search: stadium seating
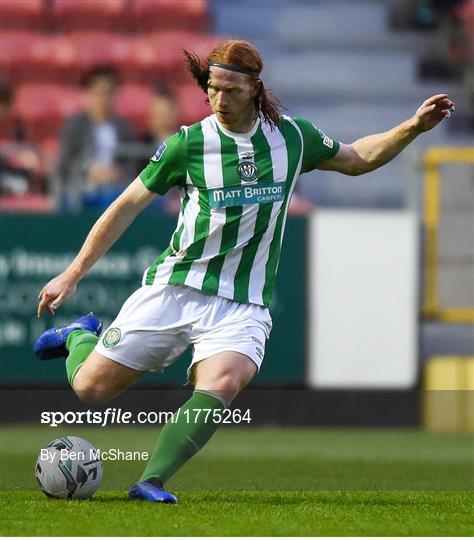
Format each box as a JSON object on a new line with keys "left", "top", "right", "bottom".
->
{"left": 14, "top": 84, "right": 83, "bottom": 142}
{"left": 0, "top": 0, "right": 219, "bottom": 201}
{"left": 147, "top": 31, "right": 220, "bottom": 80}
{"left": 173, "top": 83, "right": 211, "bottom": 126}
{"left": 115, "top": 83, "right": 154, "bottom": 135}
{"left": 130, "top": 0, "right": 210, "bottom": 32}
{"left": 51, "top": 0, "right": 129, "bottom": 32}
{"left": 1, "top": 30, "right": 221, "bottom": 86}
{"left": 153, "top": 30, "right": 221, "bottom": 66}
{"left": 1, "top": 32, "right": 42, "bottom": 83}
{"left": 67, "top": 32, "right": 132, "bottom": 79}
{"left": 0, "top": 0, "right": 47, "bottom": 31}
{"left": 117, "top": 31, "right": 222, "bottom": 85}
{"left": 1, "top": 32, "right": 77, "bottom": 84}
{"left": 113, "top": 36, "right": 160, "bottom": 84}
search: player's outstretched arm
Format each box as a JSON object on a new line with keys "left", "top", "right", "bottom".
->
{"left": 317, "top": 94, "right": 455, "bottom": 176}
{"left": 37, "top": 178, "right": 157, "bottom": 317}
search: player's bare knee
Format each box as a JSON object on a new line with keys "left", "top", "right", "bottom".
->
{"left": 72, "top": 376, "right": 110, "bottom": 407}
{"left": 74, "top": 386, "right": 110, "bottom": 407}
{"left": 207, "top": 371, "right": 242, "bottom": 394}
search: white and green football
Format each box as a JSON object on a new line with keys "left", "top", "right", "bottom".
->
{"left": 35, "top": 436, "right": 103, "bottom": 499}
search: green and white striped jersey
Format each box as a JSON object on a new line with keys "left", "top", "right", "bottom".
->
{"left": 140, "top": 114, "right": 339, "bottom": 307}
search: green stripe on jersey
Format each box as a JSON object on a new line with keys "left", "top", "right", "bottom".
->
{"left": 145, "top": 245, "right": 173, "bottom": 285}
{"left": 262, "top": 118, "right": 302, "bottom": 306}
{"left": 169, "top": 122, "right": 209, "bottom": 285}
{"left": 233, "top": 125, "right": 274, "bottom": 304}
{"left": 141, "top": 114, "right": 320, "bottom": 307}
{"left": 202, "top": 129, "right": 243, "bottom": 295}
{"left": 145, "top": 189, "right": 191, "bottom": 285}
{"left": 171, "top": 191, "right": 190, "bottom": 253}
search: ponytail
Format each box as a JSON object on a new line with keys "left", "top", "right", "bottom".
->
{"left": 255, "top": 84, "right": 282, "bottom": 128}
{"left": 183, "top": 50, "right": 208, "bottom": 93}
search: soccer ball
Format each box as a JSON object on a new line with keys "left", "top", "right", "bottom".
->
{"left": 35, "top": 436, "right": 103, "bottom": 499}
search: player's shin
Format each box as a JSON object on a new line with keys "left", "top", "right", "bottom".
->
{"left": 139, "top": 390, "right": 226, "bottom": 484}
{"left": 65, "top": 330, "right": 99, "bottom": 385}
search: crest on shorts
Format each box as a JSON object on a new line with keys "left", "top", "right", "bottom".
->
{"left": 102, "top": 327, "right": 121, "bottom": 348}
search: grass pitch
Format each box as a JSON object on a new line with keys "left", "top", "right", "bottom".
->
{"left": 1, "top": 426, "right": 473, "bottom": 536}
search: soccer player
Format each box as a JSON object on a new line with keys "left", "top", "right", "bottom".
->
{"left": 35, "top": 40, "right": 455, "bottom": 503}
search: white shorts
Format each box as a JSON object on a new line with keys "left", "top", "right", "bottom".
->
{"left": 95, "top": 283, "right": 273, "bottom": 379}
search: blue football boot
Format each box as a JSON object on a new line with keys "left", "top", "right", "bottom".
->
{"left": 34, "top": 312, "right": 103, "bottom": 360}
{"left": 128, "top": 477, "right": 178, "bottom": 504}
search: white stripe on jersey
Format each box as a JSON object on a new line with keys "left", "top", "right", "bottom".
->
{"left": 247, "top": 121, "right": 289, "bottom": 305}
{"left": 216, "top": 133, "right": 261, "bottom": 299}
{"left": 271, "top": 115, "right": 304, "bottom": 274}
{"left": 184, "top": 116, "right": 225, "bottom": 290}
{"left": 150, "top": 177, "right": 199, "bottom": 284}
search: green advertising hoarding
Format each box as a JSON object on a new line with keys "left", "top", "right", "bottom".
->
{"left": 0, "top": 214, "right": 306, "bottom": 386}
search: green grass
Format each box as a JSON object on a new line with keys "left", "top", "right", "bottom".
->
{"left": 1, "top": 426, "right": 473, "bottom": 536}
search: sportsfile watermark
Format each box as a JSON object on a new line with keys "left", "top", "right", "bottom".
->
{"left": 41, "top": 407, "right": 252, "bottom": 427}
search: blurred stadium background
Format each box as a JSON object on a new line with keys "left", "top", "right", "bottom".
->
{"left": 1, "top": 0, "right": 473, "bottom": 440}
{"left": 1, "top": 0, "right": 473, "bottom": 430}
{"left": 1, "top": 1, "right": 473, "bottom": 535}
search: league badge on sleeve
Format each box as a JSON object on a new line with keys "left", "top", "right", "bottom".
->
{"left": 151, "top": 142, "right": 167, "bottom": 162}
{"left": 314, "top": 125, "right": 333, "bottom": 149}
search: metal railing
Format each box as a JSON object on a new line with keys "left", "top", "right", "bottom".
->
{"left": 423, "top": 147, "right": 474, "bottom": 323}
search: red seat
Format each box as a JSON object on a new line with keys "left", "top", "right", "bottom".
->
{"left": 1, "top": 32, "right": 77, "bottom": 84}
{"left": 0, "top": 0, "right": 47, "bottom": 31}
{"left": 131, "top": 0, "right": 210, "bottom": 32}
{"left": 1, "top": 32, "right": 39, "bottom": 83}
{"left": 118, "top": 36, "right": 169, "bottom": 84}
{"left": 129, "top": 32, "right": 222, "bottom": 85}
{"left": 68, "top": 32, "right": 132, "bottom": 77}
{"left": 14, "top": 84, "right": 83, "bottom": 141}
{"left": 51, "top": 0, "right": 128, "bottom": 32}
{"left": 115, "top": 84, "right": 154, "bottom": 135}
{"left": 44, "top": 35, "right": 78, "bottom": 83}
{"left": 173, "top": 83, "right": 211, "bottom": 126}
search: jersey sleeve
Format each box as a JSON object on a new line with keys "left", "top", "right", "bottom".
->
{"left": 139, "top": 128, "right": 187, "bottom": 195}
{"left": 293, "top": 117, "right": 340, "bottom": 173}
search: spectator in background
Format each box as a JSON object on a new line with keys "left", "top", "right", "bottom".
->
{"left": 137, "top": 89, "right": 181, "bottom": 214}
{"left": 0, "top": 80, "right": 43, "bottom": 198}
{"left": 58, "top": 66, "right": 135, "bottom": 210}
{"left": 139, "top": 90, "right": 179, "bottom": 168}
{"left": 0, "top": 80, "right": 24, "bottom": 142}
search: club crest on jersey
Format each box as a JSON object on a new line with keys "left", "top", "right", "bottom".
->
{"left": 102, "top": 327, "right": 121, "bottom": 348}
{"left": 151, "top": 142, "right": 167, "bottom": 162}
{"left": 237, "top": 160, "right": 259, "bottom": 183}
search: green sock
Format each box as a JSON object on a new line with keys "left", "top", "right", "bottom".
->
{"left": 65, "top": 330, "right": 98, "bottom": 385}
{"left": 140, "top": 390, "right": 226, "bottom": 484}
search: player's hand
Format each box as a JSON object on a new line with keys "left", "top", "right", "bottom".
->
{"left": 37, "top": 272, "right": 78, "bottom": 317}
{"left": 413, "top": 94, "right": 455, "bottom": 133}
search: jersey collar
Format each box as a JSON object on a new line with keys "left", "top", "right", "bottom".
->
{"left": 213, "top": 115, "right": 261, "bottom": 140}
